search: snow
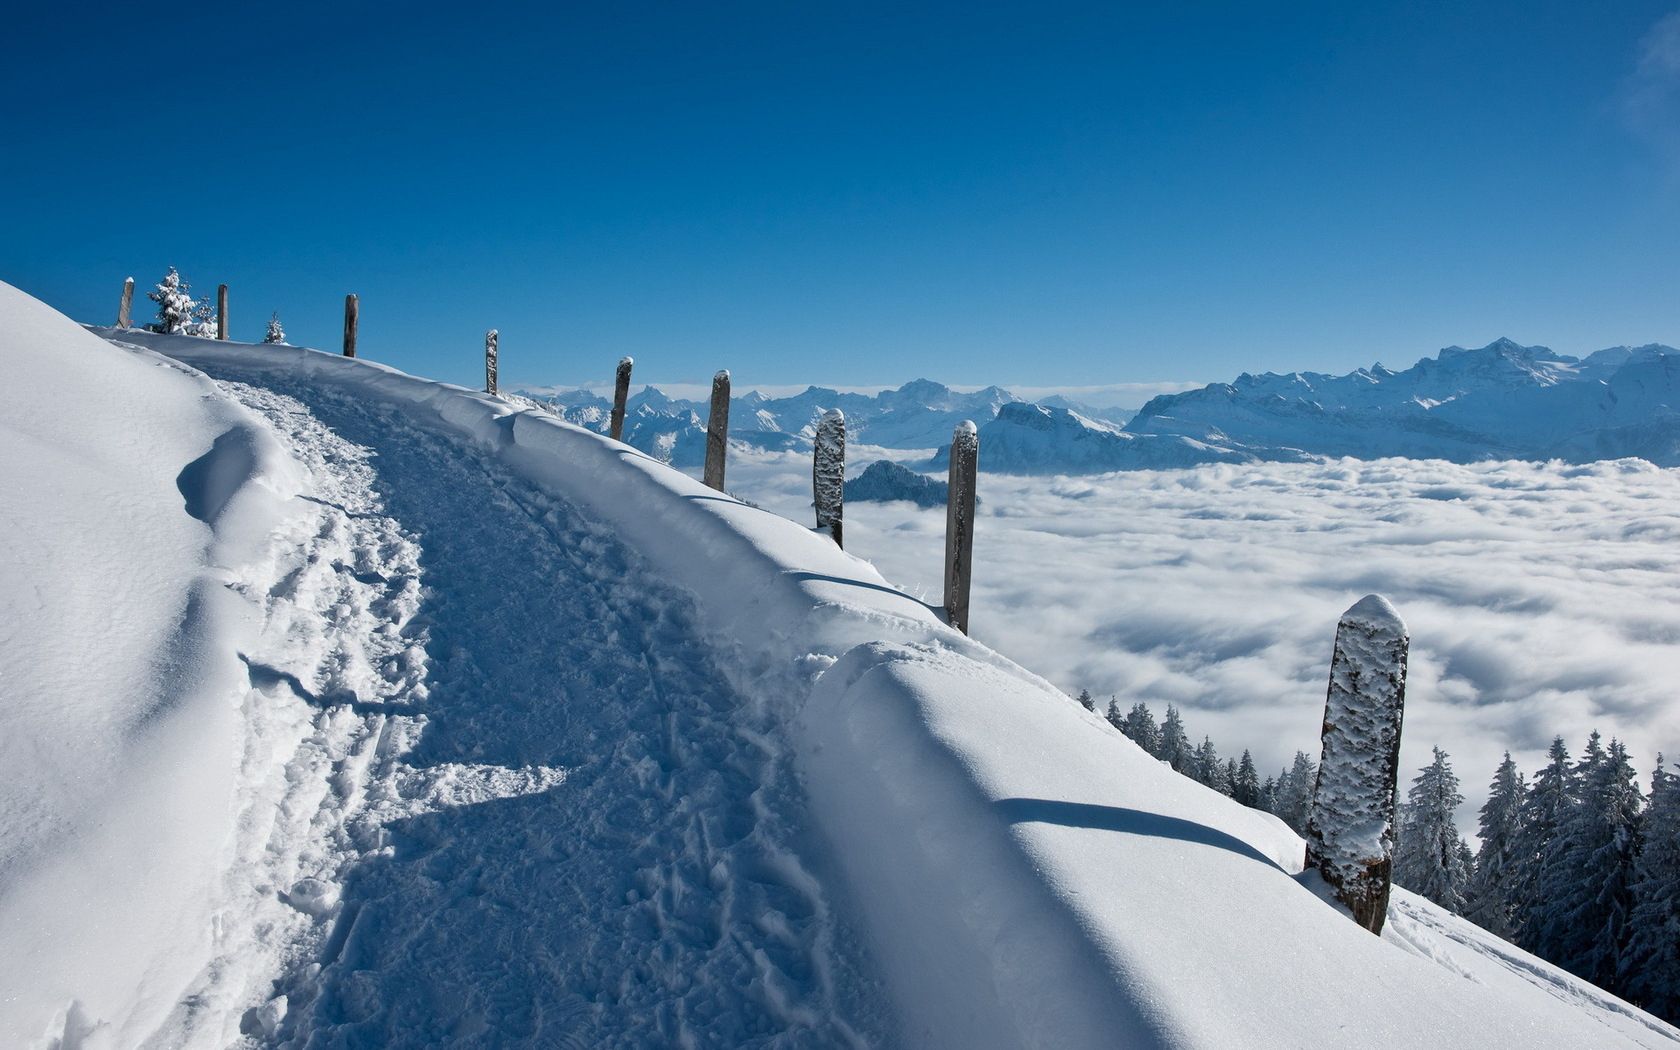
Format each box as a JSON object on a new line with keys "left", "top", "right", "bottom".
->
{"left": 3, "top": 284, "right": 1675, "bottom": 1048}
{"left": 0, "top": 284, "right": 300, "bottom": 1046}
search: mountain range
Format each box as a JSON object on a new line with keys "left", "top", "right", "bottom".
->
{"left": 522, "top": 339, "right": 1680, "bottom": 473}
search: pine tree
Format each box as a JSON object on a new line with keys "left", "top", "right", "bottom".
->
{"left": 1075, "top": 688, "right": 1095, "bottom": 712}
{"left": 1158, "top": 705, "right": 1192, "bottom": 774}
{"left": 190, "top": 295, "right": 215, "bottom": 335}
{"left": 1259, "top": 775, "right": 1278, "bottom": 814}
{"left": 264, "top": 311, "right": 287, "bottom": 344}
{"left": 1272, "top": 751, "right": 1317, "bottom": 835}
{"left": 1547, "top": 737, "right": 1644, "bottom": 989}
{"left": 1528, "top": 732, "right": 1647, "bottom": 990}
{"left": 1514, "top": 737, "right": 1576, "bottom": 955}
{"left": 1105, "top": 698, "right": 1124, "bottom": 732}
{"left": 147, "top": 267, "right": 198, "bottom": 334}
{"left": 1118, "top": 702, "right": 1162, "bottom": 757}
{"left": 1233, "top": 750, "right": 1261, "bottom": 807}
{"left": 1195, "top": 737, "right": 1231, "bottom": 795}
{"left": 1393, "top": 747, "right": 1472, "bottom": 914}
{"left": 1464, "top": 752, "right": 1526, "bottom": 939}
{"left": 1624, "top": 756, "right": 1680, "bottom": 1021}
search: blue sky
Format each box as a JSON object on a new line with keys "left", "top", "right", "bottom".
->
{"left": 7, "top": 2, "right": 1680, "bottom": 392}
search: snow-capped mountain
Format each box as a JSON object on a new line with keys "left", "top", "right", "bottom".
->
{"left": 523, "top": 338, "right": 1680, "bottom": 476}
{"left": 938, "top": 402, "right": 1306, "bottom": 474}
{"left": 1127, "top": 339, "right": 1680, "bottom": 466}
{"left": 518, "top": 379, "right": 1026, "bottom": 463}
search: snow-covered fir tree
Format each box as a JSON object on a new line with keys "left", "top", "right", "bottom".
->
{"left": 1624, "top": 756, "right": 1680, "bottom": 1019}
{"left": 147, "top": 267, "right": 198, "bottom": 334}
{"left": 1463, "top": 752, "right": 1526, "bottom": 938}
{"left": 1537, "top": 735, "right": 1643, "bottom": 989}
{"left": 1075, "top": 688, "right": 1095, "bottom": 712}
{"left": 264, "top": 311, "right": 287, "bottom": 344}
{"left": 1105, "top": 698, "right": 1124, "bottom": 733}
{"left": 1158, "top": 705, "right": 1192, "bottom": 774}
{"left": 1118, "top": 702, "right": 1162, "bottom": 757}
{"left": 1194, "top": 737, "right": 1231, "bottom": 795}
{"left": 1271, "top": 751, "right": 1317, "bottom": 835}
{"left": 1394, "top": 747, "right": 1472, "bottom": 914}
{"left": 1514, "top": 736, "right": 1576, "bottom": 954}
{"left": 1233, "top": 750, "right": 1261, "bottom": 807}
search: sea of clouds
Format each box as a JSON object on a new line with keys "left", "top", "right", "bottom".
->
{"left": 712, "top": 449, "right": 1680, "bottom": 834}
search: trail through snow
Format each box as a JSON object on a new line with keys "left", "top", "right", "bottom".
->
{"left": 197, "top": 372, "right": 888, "bottom": 1047}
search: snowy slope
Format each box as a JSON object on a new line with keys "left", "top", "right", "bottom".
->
{"left": 0, "top": 285, "right": 303, "bottom": 1046}
{"left": 5, "top": 285, "right": 1673, "bottom": 1048}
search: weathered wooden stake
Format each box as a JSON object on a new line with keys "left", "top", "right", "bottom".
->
{"left": 343, "top": 294, "right": 359, "bottom": 358}
{"left": 814, "top": 409, "right": 845, "bottom": 547}
{"left": 217, "top": 284, "right": 229, "bottom": 340}
{"left": 943, "top": 420, "right": 979, "bottom": 633}
{"left": 703, "top": 370, "right": 731, "bottom": 491}
{"left": 484, "top": 329, "right": 499, "bottom": 395}
{"left": 1305, "top": 594, "right": 1410, "bottom": 935}
{"left": 117, "top": 277, "right": 134, "bottom": 329}
{"left": 610, "top": 356, "right": 633, "bottom": 442}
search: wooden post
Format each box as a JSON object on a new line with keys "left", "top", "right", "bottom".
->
{"left": 485, "top": 329, "right": 499, "bottom": 395}
{"left": 943, "top": 420, "right": 979, "bottom": 633}
{"left": 217, "top": 284, "right": 229, "bottom": 340}
{"left": 814, "top": 409, "right": 845, "bottom": 547}
{"left": 610, "top": 356, "right": 633, "bottom": 441}
{"left": 117, "top": 277, "right": 134, "bottom": 329}
{"left": 1305, "top": 594, "right": 1409, "bottom": 935}
{"left": 703, "top": 369, "right": 730, "bottom": 491}
{"left": 343, "top": 294, "right": 359, "bottom": 358}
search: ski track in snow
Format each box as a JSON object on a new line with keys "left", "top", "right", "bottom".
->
{"left": 186, "top": 372, "right": 886, "bottom": 1049}
{"left": 1385, "top": 896, "right": 1680, "bottom": 1049}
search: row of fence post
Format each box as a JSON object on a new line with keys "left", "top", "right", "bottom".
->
{"left": 122, "top": 279, "right": 355, "bottom": 354}
{"left": 113, "top": 275, "right": 1407, "bottom": 934}
{"left": 457, "top": 321, "right": 1407, "bottom": 938}
{"left": 118, "top": 278, "right": 982, "bottom": 630}
{"left": 472, "top": 337, "right": 979, "bottom": 635}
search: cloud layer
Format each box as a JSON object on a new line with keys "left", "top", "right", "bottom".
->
{"left": 721, "top": 450, "right": 1680, "bottom": 835}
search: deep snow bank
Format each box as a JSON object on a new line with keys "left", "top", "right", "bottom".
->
{"left": 0, "top": 287, "right": 299, "bottom": 1047}
{"left": 105, "top": 325, "right": 1680, "bottom": 1049}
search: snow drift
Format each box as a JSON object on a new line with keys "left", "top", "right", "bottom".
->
{"left": 0, "top": 284, "right": 301, "bottom": 1046}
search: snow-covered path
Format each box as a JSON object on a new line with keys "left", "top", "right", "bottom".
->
{"left": 11, "top": 290, "right": 1675, "bottom": 1050}
{"left": 203, "top": 372, "right": 888, "bottom": 1047}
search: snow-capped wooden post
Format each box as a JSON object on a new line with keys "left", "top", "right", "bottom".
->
{"left": 703, "top": 369, "right": 730, "bottom": 491}
{"left": 117, "top": 277, "right": 134, "bottom": 329}
{"left": 943, "top": 420, "right": 979, "bottom": 634}
{"left": 1305, "top": 594, "right": 1409, "bottom": 935}
{"left": 814, "top": 409, "right": 845, "bottom": 547}
{"left": 216, "top": 284, "right": 229, "bottom": 340}
{"left": 484, "top": 329, "right": 499, "bottom": 395}
{"left": 610, "top": 356, "right": 633, "bottom": 441}
{"left": 342, "top": 294, "right": 359, "bottom": 358}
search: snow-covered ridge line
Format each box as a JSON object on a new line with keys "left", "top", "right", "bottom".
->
{"left": 103, "top": 328, "right": 1680, "bottom": 1049}
{"left": 98, "top": 329, "right": 1020, "bottom": 681}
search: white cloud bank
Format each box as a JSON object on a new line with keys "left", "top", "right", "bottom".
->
{"left": 717, "top": 450, "right": 1680, "bottom": 835}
